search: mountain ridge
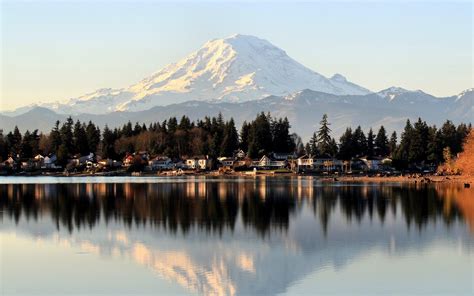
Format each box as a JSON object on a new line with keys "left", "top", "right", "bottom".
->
{"left": 6, "top": 34, "right": 371, "bottom": 115}
{"left": 2, "top": 89, "right": 472, "bottom": 141}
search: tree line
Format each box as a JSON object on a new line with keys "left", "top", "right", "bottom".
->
{"left": 0, "top": 113, "right": 470, "bottom": 169}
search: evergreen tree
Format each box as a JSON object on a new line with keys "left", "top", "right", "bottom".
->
{"left": 20, "top": 130, "right": 33, "bottom": 158}
{"left": 59, "top": 117, "right": 74, "bottom": 156}
{"left": 317, "top": 114, "right": 333, "bottom": 157}
{"left": 101, "top": 125, "right": 116, "bottom": 159}
{"left": 426, "top": 127, "right": 442, "bottom": 163}
{"left": 393, "top": 120, "right": 413, "bottom": 168}
{"left": 389, "top": 131, "right": 398, "bottom": 156}
{"left": 409, "top": 118, "right": 429, "bottom": 163}
{"left": 73, "top": 120, "right": 88, "bottom": 155}
{"left": 239, "top": 121, "right": 251, "bottom": 153}
{"left": 338, "top": 128, "right": 353, "bottom": 160}
{"left": 0, "top": 130, "right": 8, "bottom": 161}
{"left": 247, "top": 112, "right": 272, "bottom": 157}
{"left": 86, "top": 121, "right": 101, "bottom": 154}
{"left": 221, "top": 118, "right": 239, "bottom": 156}
{"left": 11, "top": 126, "right": 22, "bottom": 156}
{"left": 352, "top": 126, "right": 367, "bottom": 157}
{"left": 271, "top": 117, "right": 294, "bottom": 153}
{"left": 123, "top": 121, "right": 133, "bottom": 137}
{"left": 366, "top": 128, "right": 375, "bottom": 159}
{"left": 50, "top": 121, "right": 61, "bottom": 153}
{"left": 374, "top": 126, "right": 390, "bottom": 157}
{"left": 308, "top": 132, "right": 318, "bottom": 156}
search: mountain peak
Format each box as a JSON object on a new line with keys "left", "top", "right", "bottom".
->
{"left": 330, "top": 74, "right": 347, "bottom": 82}
{"left": 13, "top": 35, "right": 371, "bottom": 114}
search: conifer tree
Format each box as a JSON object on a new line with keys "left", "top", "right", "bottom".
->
{"left": 367, "top": 128, "right": 375, "bottom": 159}
{"left": 338, "top": 128, "right": 353, "bottom": 160}
{"left": 375, "top": 126, "right": 390, "bottom": 157}
{"left": 317, "top": 114, "right": 333, "bottom": 157}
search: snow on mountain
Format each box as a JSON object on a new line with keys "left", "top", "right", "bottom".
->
{"left": 456, "top": 88, "right": 474, "bottom": 101}
{"left": 376, "top": 86, "right": 423, "bottom": 101}
{"left": 22, "top": 34, "right": 370, "bottom": 115}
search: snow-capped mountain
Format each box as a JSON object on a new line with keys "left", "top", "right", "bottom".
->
{"left": 24, "top": 34, "right": 371, "bottom": 114}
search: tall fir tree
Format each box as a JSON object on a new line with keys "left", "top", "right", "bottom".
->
{"left": 317, "top": 114, "right": 333, "bottom": 157}
{"left": 366, "top": 128, "right": 375, "bottom": 159}
{"left": 338, "top": 128, "right": 353, "bottom": 160}
{"left": 375, "top": 126, "right": 390, "bottom": 157}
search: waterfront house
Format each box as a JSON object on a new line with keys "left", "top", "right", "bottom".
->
{"left": 296, "top": 154, "right": 314, "bottom": 168}
{"left": 149, "top": 156, "right": 173, "bottom": 170}
{"left": 123, "top": 154, "right": 134, "bottom": 167}
{"left": 4, "top": 156, "right": 15, "bottom": 167}
{"left": 359, "top": 157, "right": 393, "bottom": 172}
{"left": 218, "top": 157, "right": 235, "bottom": 168}
{"left": 98, "top": 158, "right": 122, "bottom": 168}
{"left": 252, "top": 155, "right": 287, "bottom": 169}
{"left": 43, "top": 154, "right": 59, "bottom": 169}
{"left": 234, "top": 149, "right": 246, "bottom": 159}
{"left": 271, "top": 152, "right": 297, "bottom": 161}
{"left": 313, "top": 158, "right": 343, "bottom": 172}
{"left": 185, "top": 156, "right": 211, "bottom": 170}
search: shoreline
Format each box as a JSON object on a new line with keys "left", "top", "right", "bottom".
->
{"left": 2, "top": 171, "right": 473, "bottom": 185}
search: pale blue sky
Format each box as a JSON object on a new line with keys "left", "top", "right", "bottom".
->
{"left": 1, "top": 1, "right": 472, "bottom": 110}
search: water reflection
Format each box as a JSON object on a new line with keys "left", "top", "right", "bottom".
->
{"left": 0, "top": 177, "right": 473, "bottom": 295}
{"left": 0, "top": 178, "right": 468, "bottom": 235}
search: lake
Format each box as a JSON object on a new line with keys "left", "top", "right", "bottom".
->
{"left": 0, "top": 176, "right": 473, "bottom": 295}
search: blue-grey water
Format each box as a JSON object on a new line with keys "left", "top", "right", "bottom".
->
{"left": 0, "top": 176, "right": 473, "bottom": 295}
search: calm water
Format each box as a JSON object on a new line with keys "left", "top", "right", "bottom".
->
{"left": 0, "top": 176, "right": 473, "bottom": 295}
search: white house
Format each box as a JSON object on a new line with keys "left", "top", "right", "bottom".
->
{"left": 252, "top": 155, "right": 286, "bottom": 169}
{"left": 186, "top": 156, "right": 211, "bottom": 170}
{"left": 296, "top": 154, "right": 314, "bottom": 168}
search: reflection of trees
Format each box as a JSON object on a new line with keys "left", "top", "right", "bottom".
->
{"left": 308, "top": 184, "right": 463, "bottom": 233}
{"left": 0, "top": 181, "right": 466, "bottom": 235}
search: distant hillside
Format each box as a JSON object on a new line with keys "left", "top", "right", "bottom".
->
{"left": 1, "top": 89, "right": 472, "bottom": 140}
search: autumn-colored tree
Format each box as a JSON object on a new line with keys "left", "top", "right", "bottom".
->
{"left": 453, "top": 129, "right": 474, "bottom": 176}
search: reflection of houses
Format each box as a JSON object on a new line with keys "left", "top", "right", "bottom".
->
{"left": 185, "top": 156, "right": 211, "bottom": 170}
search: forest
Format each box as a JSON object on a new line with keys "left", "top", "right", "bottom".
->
{"left": 0, "top": 112, "right": 471, "bottom": 169}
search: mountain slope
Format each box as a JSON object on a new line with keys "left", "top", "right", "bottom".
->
{"left": 23, "top": 34, "right": 370, "bottom": 114}
{"left": 2, "top": 89, "right": 472, "bottom": 141}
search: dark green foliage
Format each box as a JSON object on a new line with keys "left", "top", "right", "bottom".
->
{"left": 352, "top": 126, "right": 367, "bottom": 157}
{"left": 0, "top": 113, "right": 469, "bottom": 172}
{"left": 366, "top": 128, "right": 375, "bottom": 159}
{"left": 375, "top": 126, "right": 390, "bottom": 157}
{"left": 338, "top": 128, "right": 353, "bottom": 160}
{"left": 317, "top": 114, "right": 335, "bottom": 157}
